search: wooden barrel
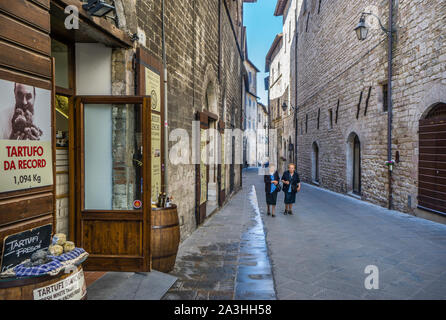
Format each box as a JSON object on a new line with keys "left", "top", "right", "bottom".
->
{"left": 151, "top": 204, "right": 180, "bottom": 273}
{"left": 0, "top": 265, "right": 86, "bottom": 300}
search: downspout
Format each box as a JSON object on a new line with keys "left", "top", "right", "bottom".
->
{"left": 387, "top": 0, "right": 394, "bottom": 210}
{"left": 162, "top": 0, "right": 169, "bottom": 196}
{"left": 294, "top": 5, "right": 298, "bottom": 165}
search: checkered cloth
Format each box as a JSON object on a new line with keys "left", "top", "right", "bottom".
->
{"left": 50, "top": 248, "right": 86, "bottom": 262}
{"left": 14, "top": 259, "right": 63, "bottom": 277}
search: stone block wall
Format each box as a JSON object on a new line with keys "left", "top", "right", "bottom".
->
{"left": 131, "top": 0, "right": 245, "bottom": 240}
{"left": 295, "top": 0, "right": 446, "bottom": 217}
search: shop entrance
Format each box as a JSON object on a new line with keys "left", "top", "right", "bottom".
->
{"left": 74, "top": 96, "right": 152, "bottom": 272}
{"left": 196, "top": 111, "right": 219, "bottom": 225}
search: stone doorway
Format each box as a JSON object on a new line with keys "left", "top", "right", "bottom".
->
{"left": 347, "top": 132, "right": 361, "bottom": 196}
{"left": 312, "top": 142, "right": 320, "bottom": 184}
{"left": 418, "top": 102, "right": 446, "bottom": 214}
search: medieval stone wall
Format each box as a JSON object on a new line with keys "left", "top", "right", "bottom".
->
{"left": 133, "top": 0, "right": 245, "bottom": 240}
{"left": 295, "top": 0, "right": 446, "bottom": 217}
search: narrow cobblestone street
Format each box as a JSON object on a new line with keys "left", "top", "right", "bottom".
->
{"left": 162, "top": 172, "right": 276, "bottom": 300}
{"left": 164, "top": 169, "right": 446, "bottom": 300}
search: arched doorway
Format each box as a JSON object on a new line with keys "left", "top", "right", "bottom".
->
{"left": 347, "top": 132, "right": 361, "bottom": 195}
{"left": 353, "top": 135, "right": 361, "bottom": 195}
{"left": 204, "top": 80, "right": 219, "bottom": 215}
{"left": 418, "top": 102, "right": 446, "bottom": 214}
{"left": 312, "top": 142, "right": 320, "bottom": 183}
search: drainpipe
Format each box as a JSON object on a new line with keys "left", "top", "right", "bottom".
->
{"left": 162, "top": 0, "right": 169, "bottom": 196}
{"left": 294, "top": 5, "right": 298, "bottom": 165}
{"left": 387, "top": 0, "right": 394, "bottom": 210}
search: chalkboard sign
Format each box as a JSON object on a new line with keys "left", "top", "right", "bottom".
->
{"left": 1, "top": 224, "right": 52, "bottom": 273}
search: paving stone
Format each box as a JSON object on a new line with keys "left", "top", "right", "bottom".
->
{"left": 245, "top": 169, "right": 446, "bottom": 300}
{"left": 162, "top": 169, "right": 276, "bottom": 300}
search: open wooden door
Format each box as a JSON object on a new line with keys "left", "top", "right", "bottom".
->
{"left": 195, "top": 110, "right": 219, "bottom": 225}
{"left": 75, "top": 96, "right": 151, "bottom": 272}
{"left": 218, "top": 120, "right": 226, "bottom": 207}
{"left": 196, "top": 111, "right": 208, "bottom": 226}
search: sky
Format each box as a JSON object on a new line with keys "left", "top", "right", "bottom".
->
{"left": 244, "top": 0, "right": 283, "bottom": 106}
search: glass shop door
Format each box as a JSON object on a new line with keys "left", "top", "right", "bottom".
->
{"left": 75, "top": 96, "right": 152, "bottom": 272}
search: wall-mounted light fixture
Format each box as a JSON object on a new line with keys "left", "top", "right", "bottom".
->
{"left": 354, "top": 12, "right": 396, "bottom": 41}
{"left": 83, "top": 0, "right": 115, "bottom": 17}
{"left": 281, "top": 101, "right": 297, "bottom": 112}
{"left": 355, "top": 2, "right": 398, "bottom": 210}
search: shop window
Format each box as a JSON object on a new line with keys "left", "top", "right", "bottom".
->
{"left": 84, "top": 103, "right": 143, "bottom": 210}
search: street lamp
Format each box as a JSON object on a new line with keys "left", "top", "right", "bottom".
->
{"left": 354, "top": 12, "right": 395, "bottom": 41}
{"left": 281, "top": 101, "right": 296, "bottom": 112}
{"left": 354, "top": 3, "right": 398, "bottom": 210}
{"left": 354, "top": 15, "right": 369, "bottom": 41}
{"left": 83, "top": 0, "right": 115, "bottom": 17}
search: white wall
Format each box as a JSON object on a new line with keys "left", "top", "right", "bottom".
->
{"left": 76, "top": 43, "right": 113, "bottom": 210}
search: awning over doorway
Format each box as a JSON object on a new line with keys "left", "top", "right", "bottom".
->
{"left": 51, "top": 0, "right": 133, "bottom": 48}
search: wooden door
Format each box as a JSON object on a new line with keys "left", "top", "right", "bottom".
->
{"left": 196, "top": 112, "right": 208, "bottom": 226}
{"left": 195, "top": 111, "right": 219, "bottom": 225}
{"left": 75, "top": 96, "right": 151, "bottom": 272}
{"left": 353, "top": 135, "right": 361, "bottom": 195}
{"left": 218, "top": 120, "right": 226, "bottom": 207}
{"left": 418, "top": 103, "right": 446, "bottom": 214}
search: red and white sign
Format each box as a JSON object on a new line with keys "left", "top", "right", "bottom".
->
{"left": 0, "top": 79, "right": 53, "bottom": 193}
{"left": 133, "top": 200, "right": 142, "bottom": 209}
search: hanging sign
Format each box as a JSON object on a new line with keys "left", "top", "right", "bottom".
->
{"left": 151, "top": 113, "right": 162, "bottom": 202}
{"left": 145, "top": 67, "right": 161, "bottom": 113}
{"left": 0, "top": 79, "right": 53, "bottom": 193}
{"left": 0, "top": 224, "right": 53, "bottom": 273}
{"left": 200, "top": 129, "right": 207, "bottom": 205}
{"left": 221, "top": 133, "right": 225, "bottom": 191}
{"left": 33, "top": 268, "right": 87, "bottom": 300}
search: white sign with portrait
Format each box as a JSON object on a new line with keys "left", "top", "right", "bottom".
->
{"left": 0, "top": 79, "right": 53, "bottom": 193}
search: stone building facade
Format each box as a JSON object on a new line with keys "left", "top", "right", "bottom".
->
{"left": 257, "top": 102, "right": 270, "bottom": 166}
{"left": 244, "top": 58, "right": 260, "bottom": 166}
{"left": 125, "top": 0, "right": 247, "bottom": 239}
{"left": 295, "top": 0, "right": 446, "bottom": 223}
{"left": 49, "top": 0, "right": 249, "bottom": 240}
{"left": 266, "top": 0, "right": 302, "bottom": 174}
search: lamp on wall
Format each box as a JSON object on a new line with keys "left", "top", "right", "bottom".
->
{"left": 355, "top": 2, "right": 398, "bottom": 210}
{"left": 83, "top": 0, "right": 115, "bottom": 17}
{"left": 281, "top": 101, "right": 296, "bottom": 112}
{"left": 354, "top": 12, "right": 395, "bottom": 41}
{"left": 354, "top": 15, "right": 369, "bottom": 41}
